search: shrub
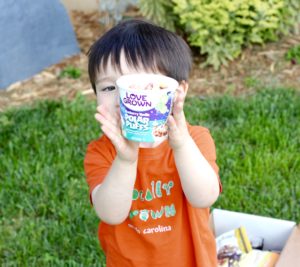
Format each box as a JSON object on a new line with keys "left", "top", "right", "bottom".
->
{"left": 138, "top": 0, "right": 300, "bottom": 70}
{"left": 172, "top": 0, "right": 300, "bottom": 70}
{"left": 137, "top": 0, "right": 177, "bottom": 31}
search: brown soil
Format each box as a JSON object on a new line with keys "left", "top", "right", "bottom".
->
{"left": 0, "top": 10, "right": 299, "bottom": 112}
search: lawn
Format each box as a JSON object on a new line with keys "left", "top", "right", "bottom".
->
{"left": 0, "top": 88, "right": 299, "bottom": 266}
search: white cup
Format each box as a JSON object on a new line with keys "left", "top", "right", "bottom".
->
{"left": 116, "top": 73, "right": 179, "bottom": 142}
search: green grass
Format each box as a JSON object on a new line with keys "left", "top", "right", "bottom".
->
{"left": 0, "top": 97, "right": 104, "bottom": 266}
{"left": 185, "top": 89, "right": 300, "bottom": 220}
{"left": 0, "top": 88, "right": 299, "bottom": 266}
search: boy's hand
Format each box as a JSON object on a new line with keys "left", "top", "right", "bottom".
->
{"left": 95, "top": 105, "right": 139, "bottom": 163}
{"left": 167, "top": 82, "right": 190, "bottom": 150}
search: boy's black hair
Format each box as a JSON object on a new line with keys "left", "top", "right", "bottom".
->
{"left": 88, "top": 19, "right": 192, "bottom": 93}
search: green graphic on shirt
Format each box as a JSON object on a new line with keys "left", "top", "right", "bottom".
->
{"left": 132, "top": 190, "right": 139, "bottom": 200}
{"left": 151, "top": 207, "right": 164, "bottom": 219}
{"left": 129, "top": 210, "right": 139, "bottom": 219}
{"left": 145, "top": 189, "right": 153, "bottom": 201}
{"left": 165, "top": 204, "right": 176, "bottom": 217}
{"left": 129, "top": 204, "right": 176, "bottom": 221}
{"left": 139, "top": 210, "right": 149, "bottom": 221}
{"left": 133, "top": 180, "right": 173, "bottom": 202}
{"left": 162, "top": 181, "right": 174, "bottom": 195}
{"left": 130, "top": 179, "right": 176, "bottom": 223}
{"left": 139, "top": 190, "right": 144, "bottom": 201}
{"left": 153, "top": 180, "right": 162, "bottom": 197}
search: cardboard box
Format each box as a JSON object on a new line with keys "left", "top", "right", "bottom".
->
{"left": 210, "top": 209, "right": 300, "bottom": 267}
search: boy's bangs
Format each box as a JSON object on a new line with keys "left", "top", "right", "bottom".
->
{"left": 101, "top": 46, "right": 159, "bottom": 75}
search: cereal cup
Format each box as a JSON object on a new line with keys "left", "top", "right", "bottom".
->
{"left": 116, "top": 74, "right": 179, "bottom": 142}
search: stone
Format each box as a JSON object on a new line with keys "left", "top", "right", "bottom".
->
{"left": 0, "top": 0, "right": 80, "bottom": 89}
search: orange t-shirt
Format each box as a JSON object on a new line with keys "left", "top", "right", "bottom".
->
{"left": 84, "top": 125, "right": 221, "bottom": 267}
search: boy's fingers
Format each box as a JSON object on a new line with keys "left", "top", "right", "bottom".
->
{"left": 94, "top": 113, "right": 106, "bottom": 125}
{"left": 172, "top": 89, "right": 186, "bottom": 121}
{"left": 98, "top": 115, "right": 123, "bottom": 143}
{"left": 95, "top": 112, "right": 118, "bottom": 128}
{"left": 101, "top": 125, "right": 124, "bottom": 148}
{"left": 96, "top": 105, "right": 120, "bottom": 127}
{"left": 96, "top": 105, "right": 107, "bottom": 115}
{"left": 95, "top": 112, "right": 121, "bottom": 138}
{"left": 102, "top": 126, "right": 139, "bottom": 158}
{"left": 172, "top": 108, "right": 186, "bottom": 128}
{"left": 167, "top": 115, "right": 179, "bottom": 134}
{"left": 173, "top": 88, "right": 185, "bottom": 113}
{"left": 167, "top": 115, "right": 175, "bottom": 127}
{"left": 175, "top": 85, "right": 186, "bottom": 101}
{"left": 95, "top": 105, "right": 127, "bottom": 150}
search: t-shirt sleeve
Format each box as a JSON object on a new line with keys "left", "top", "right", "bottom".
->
{"left": 83, "top": 136, "right": 116, "bottom": 197}
{"left": 189, "top": 125, "right": 222, "bottom": 192}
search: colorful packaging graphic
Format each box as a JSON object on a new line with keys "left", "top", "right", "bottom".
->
{"left": 116, "top": 74, "right": 179, "bottom": 142}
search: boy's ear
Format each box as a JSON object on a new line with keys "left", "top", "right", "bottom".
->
{"left": 179, "top": 80, "right": 189, "bottom": 96}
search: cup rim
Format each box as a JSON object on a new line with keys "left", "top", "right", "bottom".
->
{"left": 116, "top": 73, "right": 179, "bottom": 92}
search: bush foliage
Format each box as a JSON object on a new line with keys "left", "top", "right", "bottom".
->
{"left": 138, "top": 0, "right": 300, "bottom": 69}
{"left": 138, "top": 0, "right": 177, "bottom": 32}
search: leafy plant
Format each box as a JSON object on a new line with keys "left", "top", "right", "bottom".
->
{"left": 171, "top": 0, "right": 300, "bottom": 70}
{"left": 138, "top": 0, "right": 177, "bottom": 31}
{"left": 285, "top": 45, "right": 300, "bottom": 64}
{"left": 136, "top": 1, "right": 300, "bottom": 69}
{"left": 59, "top": 65, "right": 82, "bottom": 79}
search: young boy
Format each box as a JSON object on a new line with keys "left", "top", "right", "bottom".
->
{"left": 84, "top": 19, "right": 222, "bottom": 267}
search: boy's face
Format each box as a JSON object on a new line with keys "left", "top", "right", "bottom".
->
{"left": 95, "top": 53, "right": 155, "bottom": 116}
